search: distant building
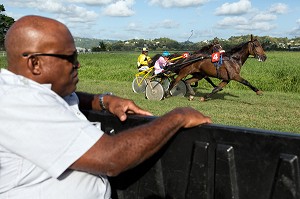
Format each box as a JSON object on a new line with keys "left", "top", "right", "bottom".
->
{"left": 76, "top": 47, "right": 90, "bottom": 53}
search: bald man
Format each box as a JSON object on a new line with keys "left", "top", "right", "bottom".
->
{"left": 0, "top": 15, "right": 212, "bottom": 199}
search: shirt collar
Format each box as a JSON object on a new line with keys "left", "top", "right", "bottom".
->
{"left": 0, "top": 68, "right": 52, "bottom": 89}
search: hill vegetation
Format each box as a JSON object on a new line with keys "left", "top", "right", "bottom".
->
{"left": 75, "top": 35, "right": 300, "bottom": 53}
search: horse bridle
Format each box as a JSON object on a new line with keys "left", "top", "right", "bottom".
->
{"left": 249, "top": 40, "right": 261, "bottom": 57}
{"left": 249, "top": 40, "right": 266, "bottom": 62}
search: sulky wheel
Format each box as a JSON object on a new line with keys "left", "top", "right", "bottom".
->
{"left": 145, "top": 81, "right": 164, "bottom": 100}
{"left": 170, "top": 80, "right": 187, "bottom": 97}
{"left": 160, "top": 77, "right": 170, "bottom": 91}
{"left": 132, "top": 77, "right": 147, "bottom": 93}
{"left": 153, "top": 77, "right": 170, "bottom": 92}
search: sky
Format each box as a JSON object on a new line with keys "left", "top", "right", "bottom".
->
{"left": 1, "top": 0, "right": 300, "bottom": 42}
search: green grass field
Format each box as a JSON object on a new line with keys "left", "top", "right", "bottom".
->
{"left": 76, "top": 51, "right": 300, "bottom": 93}
{"left": 1, "top": 51, "right": 299, "bottom": 133}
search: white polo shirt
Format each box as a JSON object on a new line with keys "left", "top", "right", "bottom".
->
{"left": 0, "top": 69, "right": 111, "bottom": 198}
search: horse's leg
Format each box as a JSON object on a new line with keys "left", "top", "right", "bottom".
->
{"left": 167, "top": 75, "right": 184, "bottom": 97}
{"left": 204, "top": 76, "right": 217, "bottom": 88}
{"left": 200, "top": 80, "right": 229, "bottom": 101}
{"left": 184, "top": 78, "right": 196, "bottom": 96}
{"left": 234, "top": 76, "right": 262, "bottom": 95}
{"left": 185, "top": 75, "right": 204, "bottom": 100}
{"left": 204, "top": 76, "right": 224, "bottom": 92}
{"left": 185, "top": 74, "right": 203, "bottom": 96}
{"left": 167, "top": 65, "right": 193, "bottom": 97}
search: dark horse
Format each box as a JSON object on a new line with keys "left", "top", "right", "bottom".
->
{"left": 167, "top": 35, "right": 267, "bottom": 101}
{"left": 149, "top": 41, "right": 223, "bottom": 89}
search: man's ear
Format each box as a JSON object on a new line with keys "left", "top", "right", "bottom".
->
{"left": 27, "top": 56, "right": 41, "bottom": 75}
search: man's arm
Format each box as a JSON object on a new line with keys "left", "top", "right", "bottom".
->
{"left": 76, "top": 91, "right": 101, "bottom": 111}
{"left": 70, "top": 107, "right": 212, "bottom": 176}
{"left": 76, "top": 92, "right": 152, "bottom": 121}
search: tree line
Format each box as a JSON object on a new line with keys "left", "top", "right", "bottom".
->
{"left": 87, "top": 36, "right": 300, "bottom": 53}
{"left": 0, "top": 4, "right": 14, "bottom": 50}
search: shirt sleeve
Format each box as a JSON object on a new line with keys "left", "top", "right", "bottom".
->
{"left": 147, "top": 56, "right": 152, "bottom": 63}
{"left": 138, "top": 54, "right": 148, "bottom": 66}
{"left": 154, "top": 57, "right": 163, "bottom": 70}
{"left": 0, "top": 86, "right": 103, "bottom": 178}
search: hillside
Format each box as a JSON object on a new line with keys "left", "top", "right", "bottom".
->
{"left": 74, "top": 37, "right": 117, "bottom": 49}
{"left": 74, "top": 35, "right": 300, "bottom": 52}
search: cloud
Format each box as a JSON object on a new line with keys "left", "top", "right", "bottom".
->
{"left": 215, "top": 0, "right": 251, "bottom": 16}
{"left": 216, "top": 16, "right": 276, "bottom": 32}
{"left": 129, "top": 18, "right": 180, "bottom": 40}
{"left": 39, "top": 4, "right": 98, "bottom": 23}
{"left": 148, "top": 0, "right": 209, "bottom": 8}
{"left": 126, "top": 22, "right": 140, "bottom": 31}
{"left": 289, "top": 29, "right": 300, "bottom": 37}
{"left": 103, "top": 0, "right": 135, "bottom": 17}
{"left": 192, "top": 29, "right": 217, "bottom": 40}
{"left": 66, "top": 0, "right": 114, "bottom": 6}
{"left": 161, "top": 19, "right": 180, "bottom": 29}
{"left": 6, "top": 0, "right": 98, "bottom": 23}
{"left": 269, "top": 3, "right": 288, "bottom": 14}
{"left": 217, "top": 16, "right": 248, "bottom": 28}
{"left": 244, "top": 22, "right": 276, "bottom": 31}
{"left": 125, "top": 20, "right": 178, "bottom": 40}
{"left": 59, "top": 6, "right": 98, "bottom": 22}
{"left": 252, "top": 13, "right": 277, "bottom": 21}
{"left": 289, "top": 19, "right": 300, "bottom": 37}
{"left": 123, "top": 22, "right": 158, "bottom": 41}
{"left": 7, "top": 0, "right": 135, "bottom": 19}
{"left": 214, "top": 1, "right": 286, "bottom": 35}
{"left": 149, "top": 19, "right": 179, "bottom": 29}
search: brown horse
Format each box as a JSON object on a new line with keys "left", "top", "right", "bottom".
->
{"left": 164, "top": 41, "right": 224, "bottom": 88}
{"left": 167, "top": 35, "right": 267, "bottom": 101}
{"left": 166, "top": 41, "right": 223, "bottom": 71}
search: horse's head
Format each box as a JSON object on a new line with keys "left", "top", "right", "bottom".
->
{"left": 248, "top": 35, "right": 267, "bottom": 62}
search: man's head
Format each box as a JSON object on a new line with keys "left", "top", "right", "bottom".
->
{"left": 161, "top": 51, "right": 170, "bottom": 60}
{"left": 5, "top": 15, "right": 79, "bottom": 97}
{"left": 142, "top": 47, "right": 148, "bottom": 55}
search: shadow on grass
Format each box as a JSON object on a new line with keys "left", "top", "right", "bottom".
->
{"left": 192, "top": 88, "right": 239, "bottom": 100}
{"left": 165, "top": 86, "right": 258, "bottom": 105}
{"left": 191, "top": 89, "right": 255, "bottom": 105}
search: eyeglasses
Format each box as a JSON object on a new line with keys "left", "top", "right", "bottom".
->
{"left": 22, "top": 50, "right": 79, "bottom": 69}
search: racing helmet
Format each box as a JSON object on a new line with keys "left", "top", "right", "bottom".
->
{"left": 162, "top": 51, "right": 170, "bottom": 57}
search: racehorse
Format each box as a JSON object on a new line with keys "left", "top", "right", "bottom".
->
{"left": 150, "top": 40, "right": 223, "bottom": 68}
{"left": 149, "top": 41, "right": 224, "bottom": 89}
{"left": 167, "top": 35, "right": 267, "bottom": 101}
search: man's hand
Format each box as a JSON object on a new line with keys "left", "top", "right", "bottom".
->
{"left": 104, "top": 95, "right": 152, "bottom": 121}
{"left": 168, "top": 107, "right": 212, "bottom": 128}
{"left": 76, "top": 92, "right": 152, "bottom": 121}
